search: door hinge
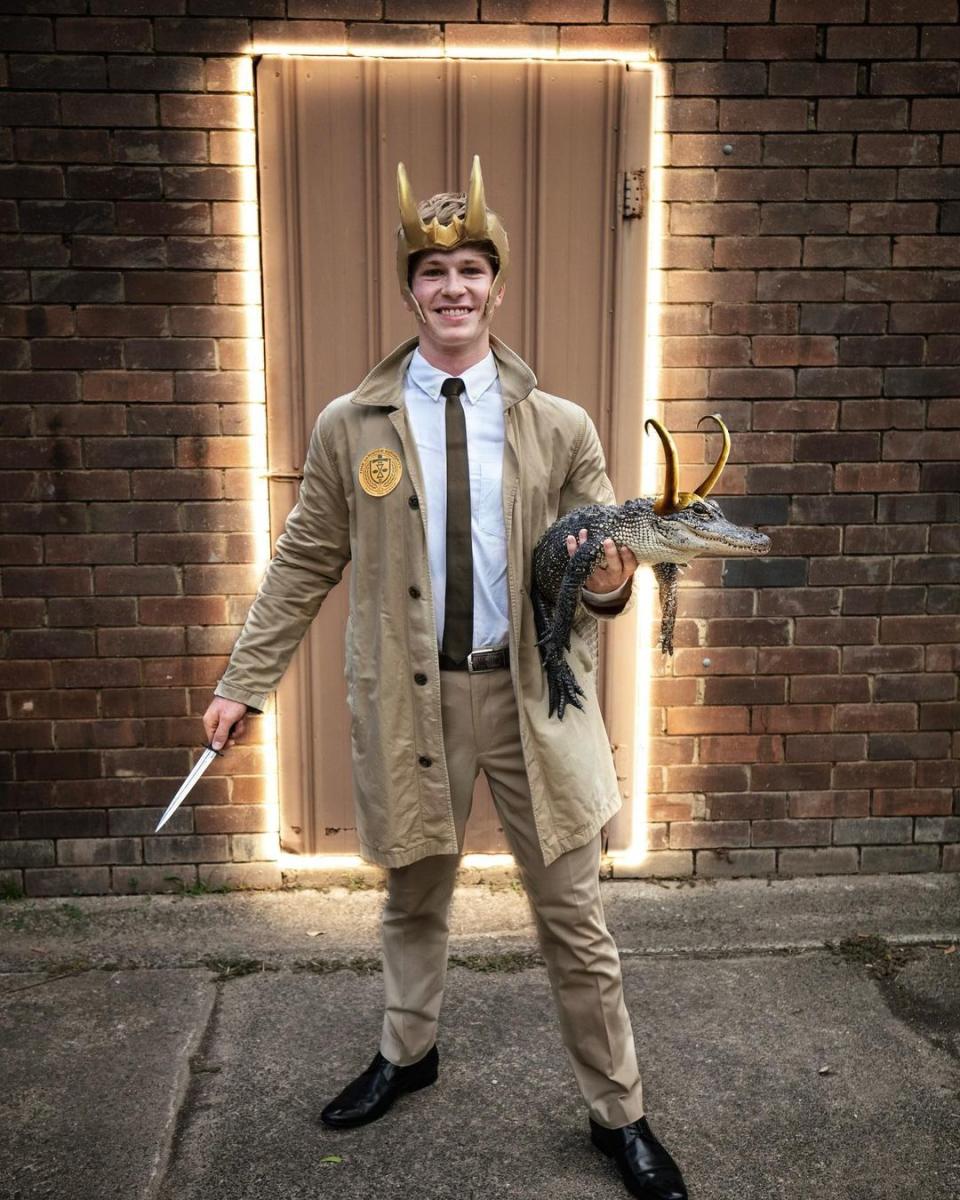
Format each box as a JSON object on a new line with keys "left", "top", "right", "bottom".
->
{"left": 621, "top": 169, "right": 646, "bottom": 220}
{"left": 262, "top": 470, "right": 304, "bottom": 481}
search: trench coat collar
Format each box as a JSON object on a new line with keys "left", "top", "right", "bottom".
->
{"left": 349, "top": 334, "right": 538, "bottom": 412}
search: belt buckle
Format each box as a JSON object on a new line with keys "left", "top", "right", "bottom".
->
{"left": 467, "top": 647, "right": 504, "bottom": 673}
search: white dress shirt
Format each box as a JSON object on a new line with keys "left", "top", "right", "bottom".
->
{"left": 403, "top": 346, "right": 628, "bottom": 654}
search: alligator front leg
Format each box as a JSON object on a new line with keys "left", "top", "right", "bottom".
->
{"left": 534, "top": 541, "right": 603, "bottom": 719}
{"left": 652, "top": 561, "right": 681, "bottom": 655}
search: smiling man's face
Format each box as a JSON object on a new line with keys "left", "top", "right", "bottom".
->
{"left": 408, "top": 245, "right": 505, "bottom": 367}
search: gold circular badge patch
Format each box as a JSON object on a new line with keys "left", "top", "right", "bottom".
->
{"left": 358, "top": 447, "right": 403, "bottom": 497}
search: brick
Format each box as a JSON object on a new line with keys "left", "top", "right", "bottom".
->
{"left": 839, "top": 336, "right": 924, "bottom": 365}
{"left": 558, "top": 25, "right": 650, "bottom": 54}
{"left": 760, "top": 204, "right": 847, "bottom": 236}
{"left": 871, "top": 61, "right": 958, "bottom": 94}
{"left": 795, "top": 617, "right": 878, "bottom": 645}
{"left": 700, "top": 735, "right": 783, "bottom": 764}
{"left": 836, "top": 464, "right": 918, "bottom": 492}
{"left": 8, "top": 53, "right": 105, "bottom": 89}
{"left": 791, "top": 675, "right": 870, "bottom": 703}
{"left": 703, "top": 677, "right": 786, "bottom": 706}
{"left": 878, "top": 494, "right": 957, "bottom": 523}
{"left": 661, "top": 99, "right": 718, "bottom": 133}
{"left": 769, "top": 62, "right": 858, "bottom": 97}
{"left": 56, "top": 16, "right": 152, "bottom": 51}
{"left": 868, "top": 732, "right": 950, "bottom": 760}
{"left": 17, "top": 129, "right": 111, "bottom": 167}
{"left": 655, "top": 24, "right": 723, "bottom": 59}
{"left": 670, "top": 821, "right": 750, "bottom": 850}
{"left": 757, "top": 271, "right": 844, "bottom": 302}
{"left": 717, "top": 169, "right": 806, "bottom": 202}
{"left": 871, "top": 0, "right": 956, "bottom": 17}
{"left": 876, "top": 674, "right": 956, "bottom": 703}
{"left": 24, "top": 867, "right": 111, "bottom": 895}
{"left": 809, "top": 169, "right": 897, "bottom": 200}
{"left": 57, "top": 837, "right": 141, "bottom": 866}
{"left": 609, "top": 0, "right": 667, "bottom": 18}
{"left": 0, "top": 839, "right": 54, "bottom": 868}
{"left": 714, "top": 237, "right": 800, "bottom": 269}
{"left": 752, "top": 819, "right": 830, "bottom": 847}
{"left": 844, "top": 526, "right": 925, "bottom": 555}
{"left": 679, "top": 0, "right": 769, "bottom": 16}
{"left": 788, "top": 790, "right": 869, "bottom": 818}
{"left": 727, "top": 25, "right": 816, "bottom": 60}
{"left": 827, "top": 25, "right": 916, "bottom": 58}
{"left": 721, "top": 558, "right": 806, "bottom": 589}
{"left": 672, "top": 135, "right": 761, "bottom": 169}
{"left": 833, "top": 817, "right": 912, "bottom": 845}
{"left": 779, "top": 847, "right": 859, "bottom": 874}
{"left": 899, "top": 168, "right": 960, "bottom": 200}
{"left": 758, "top": 647, "right": 839, "bottom": 675}
{"left": 696, "top": 849, "right": 776, "bottom": 878}
{"left": 818, "top": 99, "right": 908, "bottom": 133}
{"left": 803, "top": 236, "right": 889, "bottom": 268}
{"left": 861, "top": 845, "right": 940, "bottom": 873}
{"left": 776, "top": 0, "right": 864, "bottom": 18}
{"left": 706, "top": 794, "right": 788, "bottom": 821}
{"left": 796, "top": 432, "right": 878, "bottom": 462}
{"left": 915, "top": 817, "right": 960, "bottom": 843}
{"left": 719, "top": 100, "right": 807, "bottom": 133}
{"left": 114, "top": 130, "right": 207, "bottom": 166}
{"left": 67, "top": 165, "right": 161, "bottom": 199}
{"left": 666, "top": 707, "right": 749, "bottom": 736}
{"left": 712, "top": 303, "right": 796, "bottom": 334}
{"left": 759, "top": 588, "right": 840, "bottom": 616}
{"left": 873, "top": 790, "right": 953, "bottom": 817}
{"left": 880, "top": 616, "right": 959, "bottom": 645}
{"left": 674, "top": 62, "right": 767, "bottom": 96}
{"left": 850, "top": 204, "right": 937, "bottom": 236}
{"left": 753, "top": 402, "right": 840, "bottom": 432}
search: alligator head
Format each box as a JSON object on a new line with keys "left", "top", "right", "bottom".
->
{"left": 641, "top": 414, "right": 771, "bottom": 563}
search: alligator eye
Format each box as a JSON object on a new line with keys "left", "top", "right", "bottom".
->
{"left": 691, "top": 501, "right": 710, "bottom": 516}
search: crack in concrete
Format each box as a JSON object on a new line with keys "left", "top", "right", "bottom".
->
{"left": 142, "top": 972, "right": 219, "bottom": 1200}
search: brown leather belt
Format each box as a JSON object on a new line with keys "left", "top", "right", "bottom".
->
{"left": 439, "top": 645, "right": 510, "bottom": 673}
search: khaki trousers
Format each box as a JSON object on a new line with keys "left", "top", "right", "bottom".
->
{"left": 378, "top": 666, "right": 645, "bottom": 1129}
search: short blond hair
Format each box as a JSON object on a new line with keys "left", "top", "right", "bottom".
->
{"left": 407, "top": 191, "right": 500, "bottom": 283}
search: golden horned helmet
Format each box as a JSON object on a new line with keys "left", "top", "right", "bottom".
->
{"left": 396, "top": 154, "right": 510, "bottom": 321}
{"left": 644, "top": 413, "right": 731, "bottom": 515}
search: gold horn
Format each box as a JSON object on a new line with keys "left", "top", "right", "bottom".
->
{"left": 645, "top": 417, "right": 681, "bottom": 515}
{"left": 397, "top": 162, "right": 424, "bottom": 245}
{"left": 464, "top": 154, "right": 487, "bottom": 239}
{"left": 693, "top": 413, "right": 730, "bottom": 500}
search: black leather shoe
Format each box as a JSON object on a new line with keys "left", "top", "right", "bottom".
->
{"left": 590, "top": 1115, "right": 688, "bottom": 1200}
{"left": 320, "top": 1045, "right": 439, "bottom": 1129}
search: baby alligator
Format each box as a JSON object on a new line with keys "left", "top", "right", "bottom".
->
{"left": 531, "top": 415, "right": 771, "bottom": 719}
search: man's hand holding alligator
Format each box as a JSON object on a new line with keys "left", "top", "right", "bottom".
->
{"left": 566, "top": 528, "right": 639, "bottom": 594}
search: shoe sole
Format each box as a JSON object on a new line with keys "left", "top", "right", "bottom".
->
{"left": 319, "top": 1067, "right": 438, "bottom": 1130}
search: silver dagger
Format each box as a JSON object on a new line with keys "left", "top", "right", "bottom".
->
{"left": 155, "top": 742, "right": 224, "bottom": 832}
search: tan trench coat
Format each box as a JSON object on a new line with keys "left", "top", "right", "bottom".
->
{"left": 214, "top": 334, "right": 635, "bottom": 868}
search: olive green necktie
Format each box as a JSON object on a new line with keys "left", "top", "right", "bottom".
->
{"left": 439, "top": 376, "right": 473, "bottom": 668}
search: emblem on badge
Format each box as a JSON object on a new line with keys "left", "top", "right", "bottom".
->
{"left": 358, "top": 447, "right": 403, "bottom": 497}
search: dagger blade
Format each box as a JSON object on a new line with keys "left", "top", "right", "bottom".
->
{"left": 155, "top": 746, "right": 219, "bottom": 832}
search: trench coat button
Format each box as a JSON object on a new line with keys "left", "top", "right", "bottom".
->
{"left": 418, "top": 755, "right": 432, "bottom": 768}
{"left": 408, "top": 585, "right": 421, "bottom": 599}
{"left": 408, "top": 495, "right": 419, "bottom": 509}
{"left": 414, "top": 672, "right": 428, "bottom": 686}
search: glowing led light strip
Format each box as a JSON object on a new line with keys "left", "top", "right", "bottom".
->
{"left": 235, "top": 52, "right": 660, "bottom": 874}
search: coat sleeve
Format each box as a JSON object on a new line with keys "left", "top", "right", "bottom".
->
{"left": 557, "top": 408, "right": 636, "bottom": 623}
{"left": 213, "top": 410, "right": 352, "bottom": 712}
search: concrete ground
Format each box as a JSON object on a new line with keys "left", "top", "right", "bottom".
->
{"left": 0, "top": 871, "right": 958, "bottom": 1200}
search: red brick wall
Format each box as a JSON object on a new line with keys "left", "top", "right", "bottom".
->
{"left": 1, "top": 0, "right": 957, "bottom": 895}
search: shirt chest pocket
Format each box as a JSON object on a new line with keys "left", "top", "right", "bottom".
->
{"left": 471, "top": 458, "right": 506, "bottom": 541}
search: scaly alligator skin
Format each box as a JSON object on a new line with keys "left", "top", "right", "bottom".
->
{"left": 531, "top": 495, "right": 771, "bottom": 719}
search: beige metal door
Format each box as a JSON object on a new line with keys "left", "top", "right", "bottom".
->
{"left": 255, "top": 56, "right": 654, "bottom": 857}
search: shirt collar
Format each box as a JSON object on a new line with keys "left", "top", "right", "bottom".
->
{"left": 408, "top": 346, "right": 499, "bottom": 406}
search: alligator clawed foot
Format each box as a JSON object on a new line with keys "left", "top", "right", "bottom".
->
{"left": 539, "top": 642, "right": 585, "bottom": 720}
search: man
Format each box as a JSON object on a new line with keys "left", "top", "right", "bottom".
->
{"left": 204, "top": 157, "right": 688, "bottom": 1200}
